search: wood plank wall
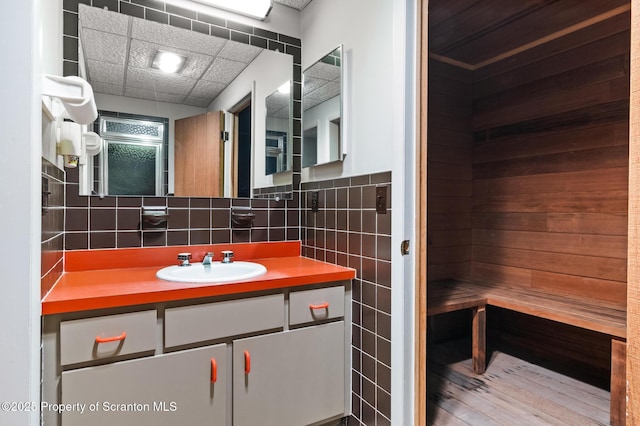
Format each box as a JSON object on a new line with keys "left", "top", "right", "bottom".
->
{"left": 627, "top": 0, "right": 640, "bottom": 421}
{"left": 470, "top": 12, "right": 630, "bottom": 305}
{"left": 427, "top": 60, "right": 473, "bottom": 281}
{"left": 427, "top": 11, "right": 631, "bottom": 386}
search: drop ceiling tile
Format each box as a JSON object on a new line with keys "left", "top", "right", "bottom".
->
{"left": 303, "top": 96, "right": 322, "bottom": 111}
{"left": 128, "top": 39, "right": 213, "bottom": 80}
{"left": 201, "top": 58, "right": 248, "bottom": 84}
{"left": 183, "top": 97, "right": 212, "bottom": 108}
{"left": 126, "top": 68, "right": 198, "bottom": 95}
{"left": 302, "top": 76, "right": 326, "bottom": 94}
{"left": 272, "top": 108, "right": 290, "bottom": 119}
{"left": 91, "top": 81, "right": 124, "bottom": 96}
{"left": 307, "top": 81, "right": 340, "bottom": 100}
{"left": 81, "top": 29, "right": 128, "bottom": 64}
{"left": 266, "top": 92, "right": 289, "bottom": 112}
{"left": 189, "top": 79, "right": 226, "bottom": 99}
{"left": 305, "top": 61, "right": 340, "bottom": 81}
{"left": 124, "top": 87, "right": 187, "bottom": 104}
{"left": 273, "top": 0, "right": 313, "bottom": 10}
{"left": 132, "top": 17, "right": 227, "bottom": 56}
{"left": 87, "top": 60, "right": 125, "bottom": 86}
{"left": 217, "top": 40, "right": 262, "bottom": 63}
{"left": 78, "top": 4, "right": 129, "bottom": 36}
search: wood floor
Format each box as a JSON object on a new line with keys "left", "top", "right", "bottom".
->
{"left": 427, "top": 340, "right": 611, "bottom": 425}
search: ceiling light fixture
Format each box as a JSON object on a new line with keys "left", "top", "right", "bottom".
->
{"left": 151, "top": 51, "right": 187, "bottom": 74}
{"left": 192, "top": 0, "right": 272, "bottom": 20}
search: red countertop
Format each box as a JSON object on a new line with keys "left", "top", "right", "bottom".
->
{"left": 42, "top": 242, "right": 356, "bottom": 315}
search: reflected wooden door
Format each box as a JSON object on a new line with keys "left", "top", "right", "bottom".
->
{"left": 174, "top": 111, "right": 223, "bottom": 197}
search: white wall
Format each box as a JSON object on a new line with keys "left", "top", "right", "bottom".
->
{"left": 208, "top": 50, "right": 293, "bottom": 190}
{"left": 41, "top": 0, "right": 62, "bottom": 164}
{"left": 301, "top": 2, "right": 417, "bottom": 425}
{"left": 93, "top": 93, "right": 206, "bottom": 194}
{"left": 0, "top": 0, "right": 41, "bottom": 424}
{"left": 300, "top": 0, "right": 394, "bottom": 182}
{"left": 303, "top": 95, "right": 340, "bottom": 165}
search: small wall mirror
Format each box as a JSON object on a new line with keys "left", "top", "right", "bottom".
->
{"left": 302, "top": 46, "right": 343, "bottom": 167}
{"left": 265, "top": 80, "right": 292, "bottom": 175}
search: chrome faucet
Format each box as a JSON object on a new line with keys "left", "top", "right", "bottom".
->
{"left": 177, "top": 252, "right": 192, "bottom": 267}
{"left": 202, "top": 251, "right": 214, "bottom": 265}
{"left": 221, "top": 250, "right": 234, "bottom": 264}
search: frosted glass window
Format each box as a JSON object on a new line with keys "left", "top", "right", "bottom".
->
{"left": 97, "top": 116, "right": 166, "bottom": 196}
{"left": 105, "top": 141, "right": 160, "bottom": 196}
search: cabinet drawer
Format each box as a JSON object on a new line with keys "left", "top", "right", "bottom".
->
{"left": 290, "top": 286, "right": 345, "bottom": 326}
{"left": 60, "top": 310, "right": 156, "bottom": 366}
{"left": 165, "top": 294, "right": 284, "bottom": 348}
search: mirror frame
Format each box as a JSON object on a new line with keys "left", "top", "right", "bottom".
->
{"left": 302, "top": 45, "right": 344, "bottom": 168}
{"left": 63, "top": 2, "right": 302, "bottom": 201}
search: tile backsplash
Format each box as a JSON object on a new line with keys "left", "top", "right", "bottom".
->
{"left": 41, "top": 159, "right": 65, "bottom": 298}
{"left": 64, "top": 168, "right": 299, "bottom": 250}
{"left": 301, "top": 171, "right": 392, "bottom": 426}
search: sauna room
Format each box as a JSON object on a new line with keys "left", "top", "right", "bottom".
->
{"left": 425, "top": 0, "right": 630, "bottom": 424}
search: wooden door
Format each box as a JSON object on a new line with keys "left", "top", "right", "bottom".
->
{"left": 233, "top": 322, "right": 345, "bottom": 426}
{"left": 174, "top": 111, "right": 223, "bottom": 197}
{"left": 61, "top": 344, "right": 227, "bottom": 426}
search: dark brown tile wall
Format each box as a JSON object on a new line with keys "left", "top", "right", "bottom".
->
{"left": 41, "top": 159, "right": 65, "bottom": 298}
{"left": 64, "top": 167, "right": 300, "bottom": 250}
{"left": 301, "top": 171, "right": 392, "bottom": 426}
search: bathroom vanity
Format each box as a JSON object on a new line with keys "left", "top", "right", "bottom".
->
{"left": 41, "top": 242, "right": 354, "bottom": 426}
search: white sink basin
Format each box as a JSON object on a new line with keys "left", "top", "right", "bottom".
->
{"left": 156, "top": 261, "right": 267, "bottom": 283}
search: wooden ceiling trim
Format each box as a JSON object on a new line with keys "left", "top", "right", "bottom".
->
{"left": 428, "top": 53, "right": 475, "bottom": 70}
{"left": 429, "top": 4, "right": 630, "bottom": 72}
{"left": 429, "top": 0, "right": 552, "bottom": 55}
{"left": 472, "top": 4, "right": 631, "bottom": 69}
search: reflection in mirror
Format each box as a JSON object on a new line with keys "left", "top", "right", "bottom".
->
{"left": 302, "top": 46, "right": 343, "bottom": 168}
{"left": 96, "top": 115, "right": 167, "bottom": 196}
{"left": 76, "top": 4, "right": 293, "bottom": 198}
{"left": 265, "top": 81, "right": 292, "bottom": 175}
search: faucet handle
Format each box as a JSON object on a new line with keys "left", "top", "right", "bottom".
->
{"left": 221, "top": 250, "right": 234, "bottom": 263}
{"left": 177, "top": 252, "right": 192, "bottom": 266}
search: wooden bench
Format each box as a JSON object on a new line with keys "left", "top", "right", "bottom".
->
{"left": 427, "top": 279, "right": 627, "bottom": 426}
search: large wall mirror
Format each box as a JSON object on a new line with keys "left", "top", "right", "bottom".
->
{"left": 74, "top": 4, "right": 295, "bottom": 199}
{"left": 302, "top": 46, "right": 343, "bottom": 168}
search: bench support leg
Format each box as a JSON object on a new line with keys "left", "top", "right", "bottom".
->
{"left": 611, "top": 337, "right": 626, "bottom": 426}
{"left": 472, "top": 305, "right": 486, "bottom": 374}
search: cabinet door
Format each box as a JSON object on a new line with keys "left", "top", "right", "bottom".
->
{"left": 233, "top": 321, "right": 345, "bottom": 426}
{"left": 61, "top": 344, "right": 227, "bottom": 426}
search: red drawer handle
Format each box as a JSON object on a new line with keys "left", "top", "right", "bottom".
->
{"left": 211, "top": 358, "right": 217, "bottom": 383}
{"left": 95, "top": 332, "right": 127, "bottom": 343}
{"left": 244, "top": 350, "right": 251, "bottom": 374}
{"left": 309, "top": 302, "right": 329, "bottom": 310}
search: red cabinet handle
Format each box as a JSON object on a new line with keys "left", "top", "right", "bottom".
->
{"left": 244, "top": 350, "right": 251, "bottom": 374}
{"left": 211, "top": 358, "right": 217, "bottom": 383}
{"left": 309, "top": 302, "right": 329, "bottom": 310}
{"left": 95, "top": 332, "right": 127, "bottom": 343}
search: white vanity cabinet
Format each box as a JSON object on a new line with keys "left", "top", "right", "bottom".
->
{"left": 61, "top": 344, "right": 227, "bottom": 426}
{"left": 233, "top": 321, "right": 345, "bottom": 426}
{"left": 42, "top": 282, "right": 350, "bottom": 426}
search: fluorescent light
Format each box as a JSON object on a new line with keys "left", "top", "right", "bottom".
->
{"left": 151, "top": 51, "right": 186, "bottom": 74}
{"left": 278, "top": 81, "right": 291, "bottom": 95}
{"left": 193, "top": 0, "right": 272, "bottom": 20}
